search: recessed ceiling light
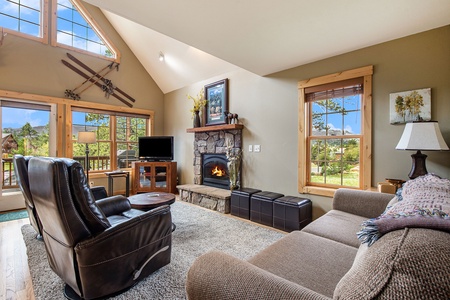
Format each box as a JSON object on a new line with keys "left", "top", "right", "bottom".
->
{"left": 159, "top": 52, "right": 164, "bottom": 62}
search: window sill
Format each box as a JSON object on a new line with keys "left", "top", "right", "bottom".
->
{"left": 301, "top": 186, "right": 337, "bottom": 198}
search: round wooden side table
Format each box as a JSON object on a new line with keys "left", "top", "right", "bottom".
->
{"left": 128, "top": 192, "right": 176, "bottom": 211}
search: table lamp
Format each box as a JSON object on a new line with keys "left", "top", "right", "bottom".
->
{"left": 77, "top": 131, "right": 97, "bottom": 184}
{"left": 395, "top": 121, "right": 449, "bottom": 179}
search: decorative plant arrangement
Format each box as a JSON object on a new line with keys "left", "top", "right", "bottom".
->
{"left": 225, "top": 139, "right": 242, "bottom": 190}
{"left": 187, "top": 88, "right": 208, "bottom": 127}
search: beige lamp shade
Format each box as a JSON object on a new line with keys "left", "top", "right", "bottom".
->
{"left": 77, "top": 131, "right": 97, "bottom": 144}
{"left": 396, "top": 122, "right": 449, "bottom": 151}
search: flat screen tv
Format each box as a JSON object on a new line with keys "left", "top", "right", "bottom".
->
{"left": 138, "top": 136, "right": 174, "bottom": 161}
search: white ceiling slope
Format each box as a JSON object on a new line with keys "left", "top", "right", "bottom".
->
{"left": 84, "top": 0, "right": 450, "bottom": 94}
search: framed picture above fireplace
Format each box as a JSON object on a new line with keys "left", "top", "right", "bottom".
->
{"left": 205, "top": 79, "right": 228, "bottom": 126}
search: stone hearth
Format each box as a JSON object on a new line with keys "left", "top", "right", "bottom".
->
{"left": 177, "top": 184, "right": 231, "bottom": 213}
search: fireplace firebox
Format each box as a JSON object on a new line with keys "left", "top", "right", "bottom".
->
{"left": 202, "top": 154, "right": 229, "bottom": 190}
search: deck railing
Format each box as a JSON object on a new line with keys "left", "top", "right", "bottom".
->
{"left": 2, "top": 156, "right": 111, "bottom": 189}
{"left": 73, "top": 155, "right": 111, "bottom": 171}
{"left": 2, "top": 158, "right": 16, "bottom": 189}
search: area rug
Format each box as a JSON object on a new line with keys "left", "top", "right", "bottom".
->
{"left": 0, "top": 209, "right": 28, "bottom": 222}
{"left": 22, "top": 200, "right": 286, "bottom": 299}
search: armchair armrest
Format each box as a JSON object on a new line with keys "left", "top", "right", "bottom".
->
{"left": 96, "top": 195, "right": 131, "bottom": 217}
{"left": 186, "top": 251, "right": 330, "bottom": 300}
{"left": 332, "top": 188, "right": 394, "bottom": 219}
{"left": 90, "top": 186, "right": 108, "bottom": 200}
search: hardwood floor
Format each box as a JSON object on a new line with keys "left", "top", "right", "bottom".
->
{"left": 0, "top": 218, "right": 35, "bottom": 300}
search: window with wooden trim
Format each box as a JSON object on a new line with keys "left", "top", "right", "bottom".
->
{"left": 52, "top": 0, "right": 118, "bottom": 60}
{"left": 0, "top": 0, "right": 48, "bottom": 42}
{"left": 298, "top": 66, "right": 373, "bottom": 197}
{"left": 72, "top": 108, "right": 149, "bottom": 172}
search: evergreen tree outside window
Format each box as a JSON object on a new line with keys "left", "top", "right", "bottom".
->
{"left": 298, "top": 66, "right": 373, "bottom": 197}
{"left": 72, "top": 111, "right": 111, "bottom": 171}
{"left": 72, "top": 109, "right": 148, "bottom": 172}
{"left": 308, "top": 79, "right": 363, "bottom": 188}
{"left": 116, "top": 116, "right": 147, "bottom": 168}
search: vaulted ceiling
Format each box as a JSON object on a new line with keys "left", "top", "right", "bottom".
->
{"left": 83, "top": 0, "right": 450, "bottom": 94}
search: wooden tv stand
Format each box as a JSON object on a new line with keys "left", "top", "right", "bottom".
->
{"left": 132, "top": 161, "right": 177, "bottom": 194}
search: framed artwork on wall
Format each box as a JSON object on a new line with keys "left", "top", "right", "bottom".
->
{"left": 205, "top": 79, "right": 228, "bottom": 126}
{"left": 389, "top": 88, "right": 431, "bottom": 124}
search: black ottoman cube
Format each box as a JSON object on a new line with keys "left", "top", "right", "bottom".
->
{"left": 231, "top": 188, "right": 262, "bottom": 219}
{"left": 273, "top": 196, "right": 312, "bottom": 232}
{"left": 250, "top": 191, "right": 284, "bottom": 227}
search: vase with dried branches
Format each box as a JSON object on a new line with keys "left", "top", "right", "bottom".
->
{"left": 187, "top": 88, "right": 207, "bottom": 127}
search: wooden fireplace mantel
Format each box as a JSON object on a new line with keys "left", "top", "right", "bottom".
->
{"left": 186, "top": 124, "right": 243, "bottom": 133}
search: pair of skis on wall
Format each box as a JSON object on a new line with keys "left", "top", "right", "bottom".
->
{"left": 62, "top": 53, "right": 135, "bottom": 108}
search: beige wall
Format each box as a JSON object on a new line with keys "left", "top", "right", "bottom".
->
{"left": 164, "top": 26, "right": 450, "bottom": 218}
{"left": 0, "top": 3, "right": 164, "bottom": 210}
{"left": 0, "top": 2, "right": 164, "bottom": 127}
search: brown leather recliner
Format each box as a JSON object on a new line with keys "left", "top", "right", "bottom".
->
{"left": 13, "top": 154, "right": 43, "bottom": 238}
{"left": 28, "top": 157, "right": 172, "bottom": 299}
{"left": 13, "top": 155, "right": 111, "bottom": 239}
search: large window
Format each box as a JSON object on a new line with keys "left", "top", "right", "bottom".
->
{"left": 72, "top": 109, "right": 148, "bottom": 172}
{"left": 0, "top": 0, "right": 119, "bottom": 59}
{"left": 1, "top": 100, "right": 52, "bottom": 190}
{"left": 0, "top": 0, "right": 48, "bottom": 41}
{"left": 116, "top": 115, "right": 147, "bottom": 168}
{"left": 54, "top": 0, "right": 117, "bottom": 59}
{"left": 298, "top": 66, "right": 373, "bottom": 197}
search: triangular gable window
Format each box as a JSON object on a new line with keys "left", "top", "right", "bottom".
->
{"left": 52, "top": 0, "right": 119, "bottom": 61}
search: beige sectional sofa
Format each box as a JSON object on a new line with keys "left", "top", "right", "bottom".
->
{"left": 185, "top": 187, "right": 450, "bottom": 299}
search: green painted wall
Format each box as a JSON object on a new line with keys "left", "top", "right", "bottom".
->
{"left": 165, "top": 26, "right": 450, "bottom": 218}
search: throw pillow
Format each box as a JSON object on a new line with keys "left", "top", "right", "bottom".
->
{"left": 357, "top": 174, "right": 450, "bottom": 246}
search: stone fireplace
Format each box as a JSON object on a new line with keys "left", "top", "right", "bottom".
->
{"left": 193, "top": 128, "right": 242, "bottom": 188}
{"left": 177, "top": 124, "right": 243, "bottom": 213}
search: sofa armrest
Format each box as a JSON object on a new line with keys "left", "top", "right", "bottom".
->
{"left": 333, "top": 188, "right": 394, "bottom": 218}
{"left": 96, "top": 195, "right": 131, "bottom": 217}
{"left": 186, "top": 250, "right": 330, "bottom": 300}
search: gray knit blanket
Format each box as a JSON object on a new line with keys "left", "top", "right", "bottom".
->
{"left": 358, "top": 174, "right": 450, "bottom": 246}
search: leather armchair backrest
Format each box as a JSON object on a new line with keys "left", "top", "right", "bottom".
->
{"left": 29, "top": 157, "right": 91, "bottom": 246}
{"left": 64, "top": 158, "right": 111, "bottom": 234}
{"left": 14, "top": 154, "right": 42, "bottom": 235}
{"left": 13, "top": 155, "right": 33, "bottom": 208}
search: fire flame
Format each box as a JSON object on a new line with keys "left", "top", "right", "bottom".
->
{"left": 212, "top": 166, "right": 226, "bottom": 177}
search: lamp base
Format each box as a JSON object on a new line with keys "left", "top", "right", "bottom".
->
{"left": 408, "top": 150, "right": 428, "bottom": 179}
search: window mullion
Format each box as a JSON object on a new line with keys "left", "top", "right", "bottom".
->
{"left": 110, "top": 115, "right": 117, "bottom": 170}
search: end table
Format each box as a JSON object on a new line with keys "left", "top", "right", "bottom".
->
{"left": 104, "top": 171, "right": 130, "bottom": 197}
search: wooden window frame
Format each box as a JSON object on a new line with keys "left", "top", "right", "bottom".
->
{"left": 298, "top": 66, "right": 373, "bottom": 197}
{"left": 66, "top": 105, "right": 153, "bottom": 172}
{"left": 0, "top": 89, "right": 153, "bottom": 168}
{"left": 1, "top": 0, "right": 49, "bottom": 44}
{"left": 50, "top": 0, "right": 120, "bottom": 62}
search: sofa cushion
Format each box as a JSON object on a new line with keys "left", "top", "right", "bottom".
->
{"left": 302, "top": 210, "right": 367, "bottom": 248}
{"left": 334, "top": 228, "right": 450, "bottom": 300}
{"left": 358, "top": 174, "right": 450, "bottom": 246}
{"left": 249, "top": 231, "right": 357, "bottom": 298}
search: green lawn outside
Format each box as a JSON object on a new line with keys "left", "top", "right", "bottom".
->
{"left": 310, "top": 172, "right": 359, "bottom": 187}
